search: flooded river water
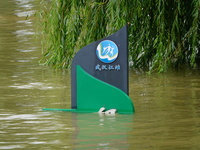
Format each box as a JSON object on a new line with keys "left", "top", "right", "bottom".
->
{"left": 0, "top": 0, "right": 200, "bottom": 149}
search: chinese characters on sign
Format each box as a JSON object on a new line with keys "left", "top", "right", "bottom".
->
{"left": 95, "top": 64, "right": 121, "bottom": 71}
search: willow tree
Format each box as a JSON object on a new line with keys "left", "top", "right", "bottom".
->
{"left": 37, "top": 0, "right": 199, "bottom": 72}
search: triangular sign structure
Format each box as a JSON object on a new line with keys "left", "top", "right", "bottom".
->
{"left": 43, "top": 25, "right": 135, "bottom": 114}
{"left": 71, "top": 25, "right": 134, "bottom": 114}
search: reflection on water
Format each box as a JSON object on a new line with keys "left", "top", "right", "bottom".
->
{"left": 0, "top": 0, "right": 200, "bottom": 149}
{"left": 74, "top": 113, "right": 133, "bottom": 149}
{"left": 0, "top": 111, "right": 133, "bottom": 149}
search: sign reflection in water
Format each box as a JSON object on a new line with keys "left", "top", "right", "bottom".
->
{"left": 73, "top": 113, "right": 133, "bottom": 149}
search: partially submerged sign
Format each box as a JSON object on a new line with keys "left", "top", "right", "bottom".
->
{"left": 43, "top": 25, "right": 135, "bottom": 114}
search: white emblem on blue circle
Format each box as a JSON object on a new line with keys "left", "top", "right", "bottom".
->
{"left": 96, "top": 40, "right": 119, "bottom": 63}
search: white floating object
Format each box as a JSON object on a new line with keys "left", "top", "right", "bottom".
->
{"left": 98, "top": 107, "right": 106, "bottom": 113}
{"left": 105, "top": 109, "right": 117, "bottom": 115}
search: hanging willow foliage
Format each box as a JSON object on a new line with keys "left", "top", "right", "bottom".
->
{"left": 37, "top": 0, "right": 199, "bottom": 72}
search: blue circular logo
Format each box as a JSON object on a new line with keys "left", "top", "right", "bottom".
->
{"left": 96, "top": 40, "right": 119, "bottom": 63}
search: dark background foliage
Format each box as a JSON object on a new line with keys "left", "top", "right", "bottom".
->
{"left": 37, "top": 0, "right": 199, "bottom": 72}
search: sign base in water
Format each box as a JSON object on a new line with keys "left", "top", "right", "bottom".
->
{"left": 43, "top": 25, "right": 135, "bottom": 114}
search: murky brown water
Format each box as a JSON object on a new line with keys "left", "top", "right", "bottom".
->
{"left": 0, "top": 0, "right": 200, "bottom": 149}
